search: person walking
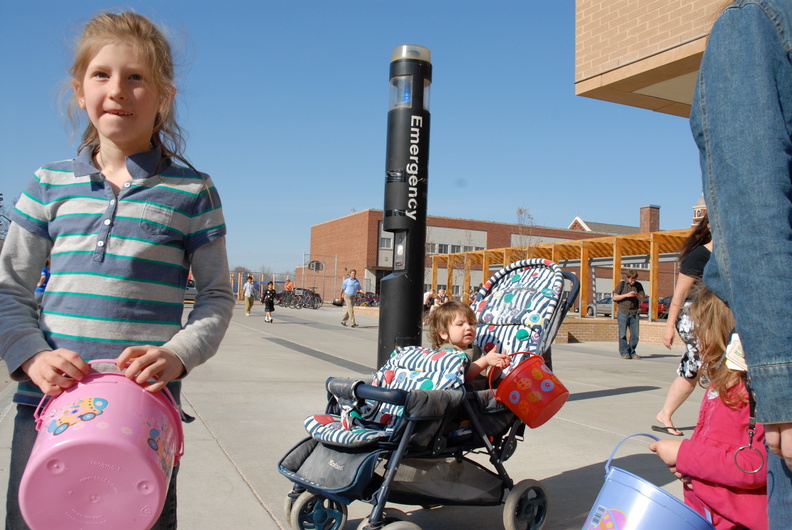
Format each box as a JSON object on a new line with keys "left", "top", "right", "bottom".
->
{"left": 243, "top": 275, "right": 256, "bottom": 317}
{"left": 340, "top": 269, "right": 363, "bottom": 327}
{"left": 654, "top": 214, "right": 712, "bottom": 436}
{"left": 262, "top": 281, "right": 277, "bottom": 323}
{"left": 613, "top": 270, "right": 644, "bottom": 359}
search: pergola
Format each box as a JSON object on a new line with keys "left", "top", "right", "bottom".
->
{"left": 429, "top": 228, "right": 692, "bottom": 320}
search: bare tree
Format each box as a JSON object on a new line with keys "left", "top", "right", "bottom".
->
{"left": 515, "top": 206, "right": 536, "bottom": 259}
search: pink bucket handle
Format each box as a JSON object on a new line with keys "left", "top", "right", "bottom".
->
{"left": 487, "top": 351, "right": 537, "bottom": 401}
{"left": 32, "top": 359, "right": 185, "bottom": 463}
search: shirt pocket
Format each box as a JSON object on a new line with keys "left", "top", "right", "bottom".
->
{"left": 140, "top": 202, "right": 176, "bottom": 237}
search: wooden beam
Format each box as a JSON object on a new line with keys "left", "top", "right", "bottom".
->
{"left": 580, "top": 242, "right": 591, "bottom": 316}
{"left": 649, "top": 233, "right": 660, "bottom": 321}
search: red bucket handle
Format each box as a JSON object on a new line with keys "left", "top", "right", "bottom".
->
{"left": 32, "top": 359, "right": 185, "bottom": 463}
{"left": 487, "top": 351, "right": 538, "bottom": 401}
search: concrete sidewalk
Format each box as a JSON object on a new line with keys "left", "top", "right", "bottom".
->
{"left": 0, "top": 303, "right": 700, "bottom": 529}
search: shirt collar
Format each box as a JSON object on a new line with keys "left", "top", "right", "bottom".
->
{"left": 73, "top": 144, "right": 169, "bottom": 180}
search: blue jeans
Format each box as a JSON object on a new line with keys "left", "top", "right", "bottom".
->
{"left": 692, "top": 1, "right": 792, "bottom": 526}
{"left": 5, "top": 404, "right": 179, "bottom": 529}
{"left": 617, "top": 312, "right": 639, "bottom": 358}
{"left": 768, "top": 450, "right": 792, "bottom": 530}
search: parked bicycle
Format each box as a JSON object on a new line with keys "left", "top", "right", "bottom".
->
{"left": 354, "top": 291, "right": 379, "bottom": 307}
{"left": 277, "top": 287, "right": 322, "bottom": 309}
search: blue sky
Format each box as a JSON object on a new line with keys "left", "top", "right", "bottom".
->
{"left": 0, "top": 1, "right": 702, "bottom": 273}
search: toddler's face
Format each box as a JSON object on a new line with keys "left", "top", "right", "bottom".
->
{"left": 440, "top": 313, "right": 476, "bottom": 349}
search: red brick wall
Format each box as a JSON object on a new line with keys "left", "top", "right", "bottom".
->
{"left": 555, "top": 317, "right": 668, "bottom": 344}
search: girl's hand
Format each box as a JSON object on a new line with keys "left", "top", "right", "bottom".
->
{"left": 649, "top": 440, "right": 683, "bottom": 468}
{"left": 21, "top": 349, "right": 90, "bottom": 396}
{"left": 117, "top": 346, "right": 186, "bottom": 392}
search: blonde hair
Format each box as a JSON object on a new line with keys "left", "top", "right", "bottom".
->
{"left": 690, "top": 284, "right": 746, "bottom": 408}
{"left": 428, "top": 301, "right": 477, "bottom": 349}
{"left": 67, "top": 12, "right": 186, "bottom": 163}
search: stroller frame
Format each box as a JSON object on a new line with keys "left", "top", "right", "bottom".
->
{"left": 279, "top": 260, "right": 580, "bottom": 530}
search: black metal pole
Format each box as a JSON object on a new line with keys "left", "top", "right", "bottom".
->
{"left": 377, "top": 45, "right": 432, "bottom": 367}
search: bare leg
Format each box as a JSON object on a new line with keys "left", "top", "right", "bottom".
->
{"left": 656, "top": 375, "right": 698, "bottom": 435}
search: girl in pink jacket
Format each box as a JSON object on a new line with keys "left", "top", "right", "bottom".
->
{"left": 650, "top": 285, "right": 767, "bottom": 530}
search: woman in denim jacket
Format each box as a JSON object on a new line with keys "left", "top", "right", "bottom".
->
{"left": 692, "top": 1, "right": 792, "bottom": 526}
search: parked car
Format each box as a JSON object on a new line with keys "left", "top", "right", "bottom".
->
{"left": 184, "top": 279, "right": 197, "bottom": 303}
{"left": 639, "top": 296, "right": 670, "bottom": 318}
{"left": 586, "top": 297, "right": 614, "bottom": 317}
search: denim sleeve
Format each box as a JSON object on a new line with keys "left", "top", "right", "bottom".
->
{"left": 692, "top": 2, "right": 792, "bottom": 423}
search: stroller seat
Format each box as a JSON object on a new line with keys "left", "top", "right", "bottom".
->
{"left": 303, "top": 346, "right": 466, "bottom": 448}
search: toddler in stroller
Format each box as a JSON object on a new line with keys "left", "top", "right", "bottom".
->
{"left": 278, "top": 259, "right": 579, "bottom": 530}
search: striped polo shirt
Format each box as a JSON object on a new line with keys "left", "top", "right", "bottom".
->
{"left": 11, "top": 146, "right": 226, "bottom": 404}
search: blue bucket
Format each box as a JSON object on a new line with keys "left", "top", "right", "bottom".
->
{"left": 582, "top": 434, "right": 715, "bottom": 530}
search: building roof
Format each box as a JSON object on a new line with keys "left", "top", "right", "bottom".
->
{"left": 567, "top": 216, "right": 639, "bottom": 235}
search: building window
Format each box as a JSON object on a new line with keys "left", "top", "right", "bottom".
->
{"left": 451, "top": 245, "right": 461, "bottom": 253}
{"left": 438, "top": 244, "right": 448, "bottom": 254}
{"left": 380, "top": 237, "right": 391, "bottom": 249}
{"left": 475, "top": 246, "right": 484, "bottom": 251}
{"left": 463, "top": 245, "right": 473, "bottom": 252}
{"left": 426, "top": 243, "right": 436, "bottom": 254}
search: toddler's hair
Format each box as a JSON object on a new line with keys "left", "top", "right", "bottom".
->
{"left": 427, "top": 300, "right": 477, "bottom": 349}
{"left": 67, "top": 12, "right": 186, "bottom": 163}
{"left": 690, "top": 283, "right": 746, "bottom": 408}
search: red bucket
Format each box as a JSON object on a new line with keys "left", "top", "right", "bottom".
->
{"left": 489, "top": 353, "right": 569, "bottom": 428}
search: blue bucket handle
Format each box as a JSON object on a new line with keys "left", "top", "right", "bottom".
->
{"left": 602, "top": 433, "right": 716, "bottom": 527}
{"left": 604, "top": 432, "right": 660, "bottom": 475}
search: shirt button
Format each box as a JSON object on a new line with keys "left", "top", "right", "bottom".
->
{"left": 97, "top": 241, "right": 105, "bottom": 247}
{"left": 123, "top": 182, "right": 131, "bottom": 188}
{"left": 110, "top": 199, "right": 116, "bottom": 206}
{"left": 104, "top": 219, "right": 111, "bottom": 226}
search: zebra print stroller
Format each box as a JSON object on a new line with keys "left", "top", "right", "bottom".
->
{"left": 279, "top": 259, "right": 579, "bottom": 530}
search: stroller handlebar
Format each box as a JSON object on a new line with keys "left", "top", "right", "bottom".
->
{"left": 326, "top": 377, "right": 408, "bottom": 406}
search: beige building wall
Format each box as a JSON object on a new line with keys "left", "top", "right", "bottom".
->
{"left": 575, "top": 0, "right": 725, "bottom": 117}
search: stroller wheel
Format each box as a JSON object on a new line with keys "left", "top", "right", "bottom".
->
{"left": 356, "top": 508, "right": 415, "bottom": 530}
{"left": 283, "top": 490, "right": 303, "bottom": 528}
{"left": 503, "top": 479, "right": 548, "bottom": 530}
{"left": 290, "top": 491, "right": 348, "bottom": 530}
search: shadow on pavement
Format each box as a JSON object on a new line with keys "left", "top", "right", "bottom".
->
{"left": 568, "top": 385, "right": 661, "bottom": 402}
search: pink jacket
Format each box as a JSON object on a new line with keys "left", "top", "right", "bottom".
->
{"left": 676, "top": 382, "right": 767, "bottom": 530}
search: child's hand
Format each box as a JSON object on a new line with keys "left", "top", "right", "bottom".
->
{"left": 21, "top": 349, "right": 90, "bottom": 396}
{"left": 649, "top": 440, "right": 685, "bottom": 477}
{"left": 484, "top": 350, "right": 511, "bottom": 369}
{"left": 117, "top": 346, "right": 186, "bottom": 392}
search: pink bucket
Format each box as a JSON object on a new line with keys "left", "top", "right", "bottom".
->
{"left": 489, "top": 352, "right": 569, "bottom": 429}
{"left": 19, "top": 360, "right": 184, "bottom": 529}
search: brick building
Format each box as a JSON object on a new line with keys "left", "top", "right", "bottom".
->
{"left": 575, "top": 0, "right": 723, "bottom": 118}
{"left": 297, "top": 204, "right": 690, "bottom": 305}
